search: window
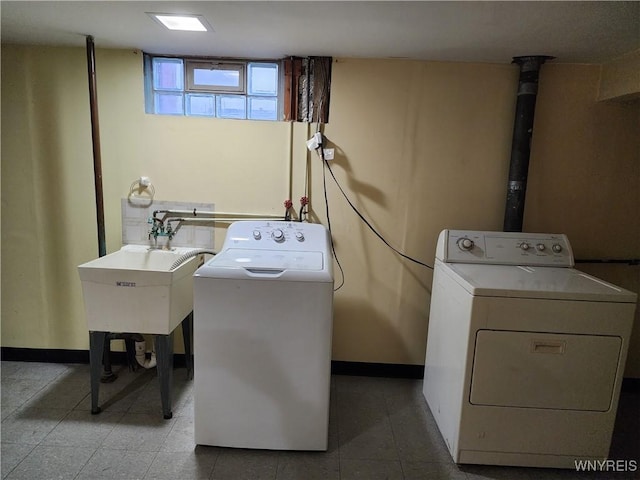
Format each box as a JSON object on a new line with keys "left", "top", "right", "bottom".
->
{"left": 144, "top": 54, "right": 332, "bottom": 123}
{"left": 186, "top": 61, "right": 245, "bottom": 92}
{"left": 145, "top": 55, "right": 280, "bottom": 121}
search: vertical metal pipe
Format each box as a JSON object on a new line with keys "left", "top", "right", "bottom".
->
{"left": 86, "top": 35, "right": 106, "bottom": 257}
{"left": 503, "top": 55, "right": 553, "bottom": 232}
{"left": 86, "top": 37, "right": 112, "bottom": 384}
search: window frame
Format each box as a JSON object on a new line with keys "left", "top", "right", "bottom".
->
{"left": 185, "top": 60, "right": 246, "bottom": 93}
{"left": 144, "top": 53, "right": 283, "bottom": 121}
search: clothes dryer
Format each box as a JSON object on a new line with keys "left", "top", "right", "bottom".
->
{"left": 423, "top": 230, "right": 636, "bottom": 468}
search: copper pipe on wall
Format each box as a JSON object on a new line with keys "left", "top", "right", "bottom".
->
{"left": 86, "top": 35, "right": 106, "bottom": 257}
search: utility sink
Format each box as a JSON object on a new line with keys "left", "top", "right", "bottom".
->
{"left": 78, "top": 245, "right": 204, "bottom": 334}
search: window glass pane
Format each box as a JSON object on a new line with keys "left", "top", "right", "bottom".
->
{"left": 194, "top": 68, "right": 240, "bottom": 88}
{"left": 154, "top": 92, "right": 184, "bottom": 115}
{"left": 186, "top": 61, "right": 245, "bottom": 93}
{"left": 153, "top": 58, "right": 184, "bottom": 90}
{"left": 248, "top": 63, "right": 278, "bottom": 96}
{"left": 248, "top": 97, "right": 277, "bottom": 121}
{"left": 186, "top": 94, "right": 215, "bottom": 116}
{"left": 216, "top": 95, "right": 246, "bottom": 119}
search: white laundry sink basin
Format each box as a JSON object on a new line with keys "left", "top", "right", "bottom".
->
{"left": 78, "top": 245, "right": 204, "bottom": 334}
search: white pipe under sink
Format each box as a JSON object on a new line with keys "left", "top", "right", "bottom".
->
{"left": 134, "top": 340, "right": 157, "bottom": 369}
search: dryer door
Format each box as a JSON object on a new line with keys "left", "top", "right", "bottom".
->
{"left": 469, "top": 330, "right": 621, "bottom": 411}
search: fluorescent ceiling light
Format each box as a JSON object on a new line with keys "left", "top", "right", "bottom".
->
{"left": 148, "top": 13, "right": 210, "bottom": 32}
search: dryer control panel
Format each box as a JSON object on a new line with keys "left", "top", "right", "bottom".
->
{"left": 437, "top": 230, "right": 574, "bottom": 266}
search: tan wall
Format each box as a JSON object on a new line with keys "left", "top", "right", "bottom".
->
{"left": 525, "top": 63, "right": 640, "bottom": 377}
{"left": 598, "top": 49, "right": 640, "bottom": 101}
{"left": 317, "top": 59, "right": 517, "bottom": 363}
{"left": 1, "top": 46, "right": 303, "bottom": 351}
{"left": 2, "top": 46, "right": 639, "bottom": 375}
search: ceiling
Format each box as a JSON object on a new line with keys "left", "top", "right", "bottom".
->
{"left": 1, "top": 1, "right": 638, "bottom": 64}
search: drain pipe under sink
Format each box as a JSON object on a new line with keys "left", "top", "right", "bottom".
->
{"left": 135, "top": 340, "right": 157, "bottom": 369}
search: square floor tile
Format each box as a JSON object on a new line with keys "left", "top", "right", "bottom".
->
{"left": 463, "top": 464, "right": 550, "bottom": 480}
{"left": 337, "top": 389, "right": 397, "bottom": 461}
{"left": 1, "top": 443, "right": 35, "bottom": 479}
{"left": 2, "top": 362, "right": 70, "bottom": 382}
{"left": 160, "top": 415, "right": 197, "bottom": 453}
{"left": 23, "top": 379, "right": 91, "bottom": 411}
{"left": 128, "top": 370, "right": 192, "bottom": 417}
{"left": 1, "top": 379, "right": 47, "bottom": 409}
{"left": 1, "top": 407, "right": 67, "bottom": 445}
{"left": 101, "top": 413, "right": 176, "bottom": 452}
{"left": 211, "top": 450, "right": 278, "bottom": 480}
{"left": 40, "top": 409, "right": 124, "bottom": 448}
{"left": 340, "top": 458, "right": 404, "bottom": 479}
{"left": 144, "top": 449, "right": 218, "bottom": 479}
{"left": 339, "top": 416, "right": 398, "bottom": 461}
{"left": 74, "top": 368, "right": 154, "bottom": 413}
{"left": 403, "top": 461, "right": 468, "bottom": 480}
{"left": 388, "top": 403, "right": 450, "bottom": 462}
{"left": 1, "top": 362, "right": 26, "bottom": 379}
{"left": 277, "top": 452, "right": 339, "bottom": 480}
{"left": 76, "top": 449, "right": 156, "bottom": 480}
{"left": 5, "top": 445, "right": 95, "bottom": 480}
{"left": 1, "top": 403, "right": 20, "bottom": 422}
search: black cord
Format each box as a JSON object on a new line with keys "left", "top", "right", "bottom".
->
{"left": 320, "top": 148, "right": 345, "bottom": 291}
{"left": 324, "top": 160, "right": 434, "bottom": 270}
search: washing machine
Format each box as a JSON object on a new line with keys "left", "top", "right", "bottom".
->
{"left": 423, "top": 229, "right": 636, "bottom": 469}
{"left": 193, "top": 220, "right": 334, "bottom": 451}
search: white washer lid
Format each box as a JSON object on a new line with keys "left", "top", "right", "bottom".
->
{"left": 444, "top": 263, "right": 637, "bottom": 303}
{"left": 195, "top": 248, "right": 332, "bottom": 282}
{"left": 210, "top": 248, "right": 324, "bottom": 270}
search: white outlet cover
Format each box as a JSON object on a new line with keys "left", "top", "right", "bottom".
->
{"left": 323, "top": 148, "right": 335, "bottom": 160}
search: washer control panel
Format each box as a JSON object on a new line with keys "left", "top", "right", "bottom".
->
{"left": 223, "top": 221, "right": 329, "bottom": 252}
{"left": 439, "top": 230, "right": 574, "bottom": 266}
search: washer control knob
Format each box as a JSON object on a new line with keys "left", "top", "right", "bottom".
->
{"left": 253, "top": 230, "right": 261, "bottom": 240}
{"left": 458, "top": 238, "right": 474, "bottom": 251}
{"left": 295, "top": 231, "right": 305, "bottom": 242}
{"left": 552, "top": 243, "right": 563, "bottom": 253}
{"left": 520, "top": 242, "right": 530, "bottom": 251}
{"left": 536, "top": 243, "right": 546, "bottom": 251}
{"left": 272, "top": 229, "right": 285, "bottom": 242}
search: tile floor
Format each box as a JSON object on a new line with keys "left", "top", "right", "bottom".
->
{"left": 1, "top": 361, "right": 638, "bottom": 480}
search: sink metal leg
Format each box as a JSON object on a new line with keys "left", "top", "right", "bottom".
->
{"left": 182, "top": 312, "right": 194, "bottom": 380}
{"left": 101, "top": 333, "right": 118, "bottom": 383}
{"left": 89, "top": 331, "right": 108, "bottom": 414}
{"left": 156, "top": 332, "right": 174, "bottom": 419}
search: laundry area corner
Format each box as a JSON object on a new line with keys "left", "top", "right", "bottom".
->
{"left": 1, "top": 2, "right": 639, "bottom": 479}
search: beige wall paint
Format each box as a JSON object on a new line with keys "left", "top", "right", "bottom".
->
{"left": 317, "top": 59, "right": 518, "bottom": 363}
{"left": 1, "top": 46, "right": 300, "bottom": 351}
{"left": 526, "top": 63, "right": 640, "bottom": 259}
{"left": 2, "top": 46, "right": 96, "bottom": 349}
{"left": 2, "top": 46, "right": 639, "bottom": 376}
{"left": 598, "top": 49, "right": 640, "bottom": 101}
{"left": 525, "top": 63, "right": 640, "bottom": 377}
